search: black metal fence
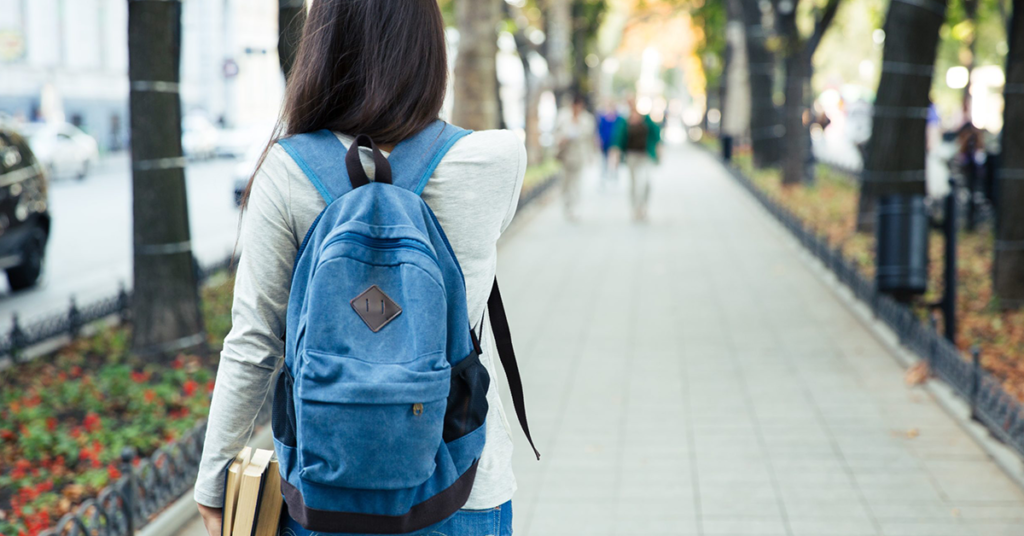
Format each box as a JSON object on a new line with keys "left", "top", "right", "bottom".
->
{"left": 722, "top": 160, "right": 1024, "bottom": 459}
{"left": 2, "top": 255, "right": 236, "bottom": 362}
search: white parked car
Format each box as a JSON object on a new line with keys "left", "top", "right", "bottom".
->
{"left": 182, "top": 113, "right": 220, "bottom": 160}
{"left": 23, "top": 122, "right": 99, "bottom": 181}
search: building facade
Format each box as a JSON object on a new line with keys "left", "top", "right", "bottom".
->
{"left": 0, "top": 0, "right": 284, "bottom": 153}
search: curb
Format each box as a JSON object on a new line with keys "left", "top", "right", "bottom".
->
{"left": 140, "top": 424, "right": 274, "bottom": 536}
{"left": 721, "top": 157, "right": 1024, "bottom": 493}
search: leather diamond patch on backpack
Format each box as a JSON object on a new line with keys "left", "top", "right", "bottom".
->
{"left": 351, "top": 285, "right": 402, "bottom": 332}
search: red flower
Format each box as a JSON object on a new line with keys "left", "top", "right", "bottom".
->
{"left": 70, "top": 365, "right": 82, "bottom": 377}
{"left": 206, "top": 379, "right": 215, "bottom": 393}
{"left": 108, "top": 464, "right": 122, "bottom": 479}
{"left": 19, "top": 486, "right": 37, "bottom": 501}
{"left": 79, "top": 446, "right": 93, "bottom": 462}
{"left": 144, "top": 389, "right": 156, "bottom": 403}
{"left": 58, "top": 371, "right": 68, "bottom": 382}
{"left": 83, "top": 412, "right": 102, "bottom": 432}
{"left": 70, "top": 426, "right": 83, "bottom": 438}
{"left": 46, "top": 417, "right": 57, "bottom": 431}
{"left": 22, "top": 394, "right": 40, "bottom": 408}
{"left": 10, "top": 401, "right": 21, "bottom": 413}
{"left": 91, "top": 456, "right": 102, "bottom": 469}
{"left": 0, "top": 428, "right": 14, "bottom": 440}
{"left": 183, "top": 379, "right": 198, "bottom": 397}
{"left": 55, "top": 455, "right": 65, "bottom": 467}
{"left": 131, "top": 371, "right": 148, "bottom": 383}
{"left": 171, "top": 357, "right": 184, "bottom": 370}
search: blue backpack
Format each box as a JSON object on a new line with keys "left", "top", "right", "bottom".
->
{"left": 271, "top": 121, "right": 539, "bottom": 534}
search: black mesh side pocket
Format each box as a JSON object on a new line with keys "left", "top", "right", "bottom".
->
{"left": 272, "top": 365, "right": 297, "bottom": 447}
{"left": 443, "top": 350, "right": 490, "bottom": 443}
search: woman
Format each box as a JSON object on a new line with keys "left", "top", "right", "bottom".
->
{"left": 555, "top": 95, "right": 595, "bottom": 220}
{"left": 193, "top": 2, "right": 525, "bottom": 535}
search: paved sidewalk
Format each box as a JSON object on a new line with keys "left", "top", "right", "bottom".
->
{"left": 497, "top": 143, "right": 1024, "bottom": 535}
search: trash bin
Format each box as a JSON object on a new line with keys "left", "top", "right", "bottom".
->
{"left": 876, "top": 194, "right": 929, "bottom": 300}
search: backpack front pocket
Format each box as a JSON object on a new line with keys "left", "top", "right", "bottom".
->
{"left": 296, "top": 352, "right": 450, "bottom": 490}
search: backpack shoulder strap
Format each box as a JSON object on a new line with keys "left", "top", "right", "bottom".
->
{"left": 388, "top": 121, "right": 471, "bottom": 194}
{"left": 277, "top": 129, "right": 350, "bottom": 204}
{"left": 486, "top": 278, "right": 541, "bottom": 460}
{"left": 276, "top": 121, "right": 472, "bottom": 203}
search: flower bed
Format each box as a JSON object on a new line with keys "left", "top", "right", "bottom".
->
{"left": 706, "top": 139, "right": 1024, "bottom": 401}
{"left": 0, "top": 277, "right": 235, "bottom": 536}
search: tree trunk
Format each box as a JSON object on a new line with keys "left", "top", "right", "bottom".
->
{"left": 993, "top": 0, "right": 1024, "bottom": 308}
{"left": 510, "top": 19, "right": 544, "bottom": 165}
{"left": 778, "top": 6, "right": 808, "bottom": 185}
{"left": 128, "top": 0, "right": 205, "bottom": 357}
{"left": 722, "top": 0, "right": 751, "bottom": 143}
{"left": 545, "top": 0, "right": 573, "bottom": 105}
{"left": 856, "top": 0, "right": 947, "bottom": 232}
{"left": 278, "top": 0, "right": 305, "bottom": 82}
{"left": 453, "top": 0, "right": 501, "bottom": 130}
{"left": 741, "top": 0, "right": 781, "bottom": 168}
{"left": 962, "top": 0, "right": 978, "bottom": 114}
{"left": 781, "top": 52, "right": 811, "bottom": 185}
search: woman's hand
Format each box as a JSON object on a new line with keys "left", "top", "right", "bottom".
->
{"left": 197, "top": 504, "right": 224, "bottom": 536}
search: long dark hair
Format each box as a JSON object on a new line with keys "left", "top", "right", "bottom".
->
{"left": 241, "top": 0, "right": 449, "bottom": 209}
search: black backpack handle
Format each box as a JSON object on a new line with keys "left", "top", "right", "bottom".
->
{"left": 345, "top": 134, "right": 393, "bottom": 188}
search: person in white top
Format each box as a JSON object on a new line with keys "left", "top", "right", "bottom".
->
{"left": 555, "top": 95, "right": 596, "bottom": 221}
{"left": 194, "top": 2, "right": 526, "bottom": 535}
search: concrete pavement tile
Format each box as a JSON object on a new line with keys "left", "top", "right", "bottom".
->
{"left": 781, "top": 499, "right": 873, "bottom": 519}
{"left": 876, "top": 520, "right": 973, "bottom": 535}
{"left": 524, "top": 501, "right": 616, "bottom": 535}
{"left": 701, "top": 516, "right": 789, "bottom": 535}
{"left": 612, "top": 501, "right": 699, "bottom": 534}
{"left": 788, "top": 516, "right": 880, "bottom": 535}
{"left": 700, "top": 498, "right": 784, "bottom": 518}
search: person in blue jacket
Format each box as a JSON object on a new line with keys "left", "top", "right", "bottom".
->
{"left": 596, "top": 99, "right": 620, "bottom": 186}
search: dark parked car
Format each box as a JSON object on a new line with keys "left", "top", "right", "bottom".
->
{"left": 0, "top": 123, "right": 50, "bottom": 290}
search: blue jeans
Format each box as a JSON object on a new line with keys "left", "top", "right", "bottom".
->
{"left": 280, "top": 501, "right": 513, "bottom": 536}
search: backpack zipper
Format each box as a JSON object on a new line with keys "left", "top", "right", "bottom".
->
{"left": 328, "top": 232, "right": 437, "bottom": 261}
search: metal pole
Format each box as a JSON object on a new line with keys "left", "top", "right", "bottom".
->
{"left": 122, "top": 447, "right": 137, "bottom": 535}
{"left": 970, "top": 346, "right": 980, "bottom": 421}
{"left": 943, "top": 177, "right": 957, "bottom": 342}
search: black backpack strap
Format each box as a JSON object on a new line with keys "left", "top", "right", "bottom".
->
{"left": 486, "top": 278, "right": 540, "bottom": 460}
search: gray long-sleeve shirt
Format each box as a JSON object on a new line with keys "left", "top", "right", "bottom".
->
{"left": 194, "top": 129, "right": 526, "bottom": 510}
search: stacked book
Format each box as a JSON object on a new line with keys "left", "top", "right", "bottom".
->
{"left": 222, "top": 447, "right": 284, "bottom": 536}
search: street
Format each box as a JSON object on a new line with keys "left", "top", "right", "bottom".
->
{"left": 0, "top": 154, "right": 244, "bottom": 330}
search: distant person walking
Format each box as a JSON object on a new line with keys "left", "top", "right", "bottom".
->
{"left": 556, "top": 95, "right": 595, "bottom": 221}
{"left": 612, "top": 101, "right": 661, "bottom": 221}
{"left": 596, "top": 99, "right": 620, "bottom": 186}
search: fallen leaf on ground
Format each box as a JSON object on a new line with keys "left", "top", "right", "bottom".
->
{"left": 905, "top": 362, "right": 930, "bottom": 386}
